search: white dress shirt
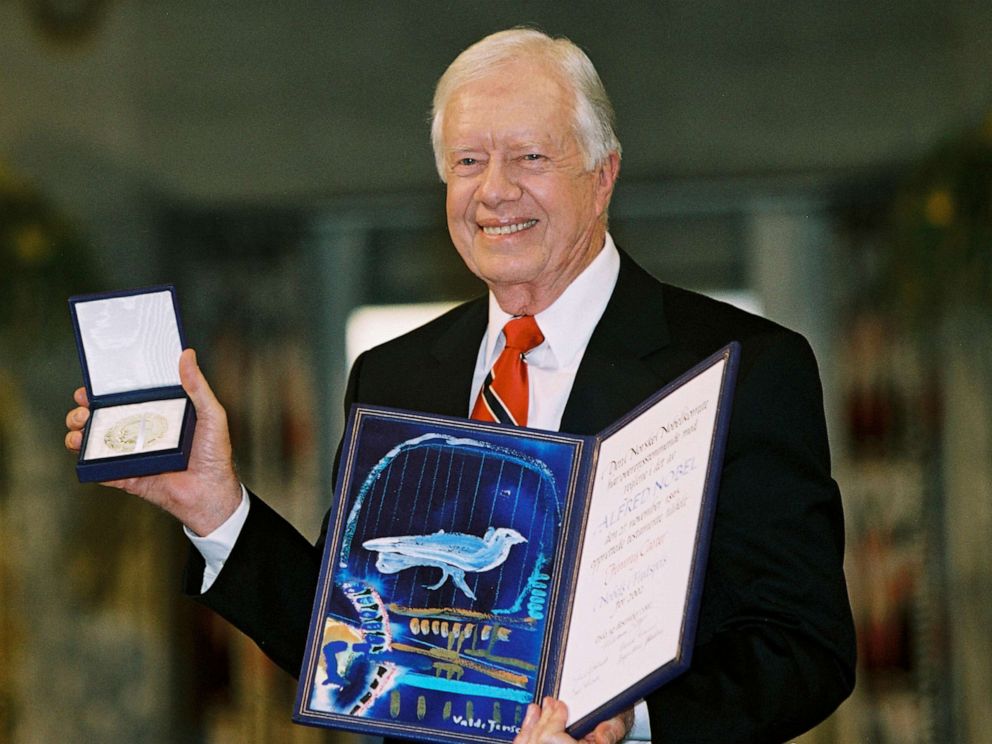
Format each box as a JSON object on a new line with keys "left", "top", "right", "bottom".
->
{"left": 470, "top": 234, "right": 619, "bottom": 431}
{"left": 186, "top": 233, "right": 650, "bottom": 740}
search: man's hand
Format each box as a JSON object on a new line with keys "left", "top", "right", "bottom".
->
{"left": 514, "top": 698, "right": 634, "bottom": 744}
{"left": 65, "top": 348, "right": 242, "bottom": 536}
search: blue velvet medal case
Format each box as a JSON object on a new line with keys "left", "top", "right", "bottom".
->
{"left": 69, "top": 285, "right": 196, "bottom": 483}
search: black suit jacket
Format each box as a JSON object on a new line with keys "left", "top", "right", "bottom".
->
{"left": 187, "top": 251, "right": 856, "bottom": 743}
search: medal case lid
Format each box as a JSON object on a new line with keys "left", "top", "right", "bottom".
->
{"left": 69, "top": 285, "right": 187, "bottom": 405}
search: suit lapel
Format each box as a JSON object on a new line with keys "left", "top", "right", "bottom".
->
{"left": 561, "top": 251, "right": 685, "bottom": 434}
{"left": 418, "top": 297, "right": 487, "bottom": 417}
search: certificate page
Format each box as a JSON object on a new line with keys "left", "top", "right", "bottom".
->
{"left": 556, "top": 359, "right": 727, "bottom": 725}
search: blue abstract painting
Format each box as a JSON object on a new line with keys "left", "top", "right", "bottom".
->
{"left": 303, "top": 410, "right": 584, "bottom": 741}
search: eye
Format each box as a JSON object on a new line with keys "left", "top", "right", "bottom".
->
{"left": 450, "top": 156, "right": 485, "bottom": 174}
{"left": 522, "top": 153, "right": 544, "bottom": 161}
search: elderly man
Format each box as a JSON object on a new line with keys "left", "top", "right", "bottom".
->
{"left": 66, "top": 28, "right": 855, "bottom": 744}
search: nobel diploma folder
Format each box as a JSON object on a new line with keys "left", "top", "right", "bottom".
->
{"left": 294, "top": 343, "right": 739, "bottom": 743}
{"left": 69, "top": 285, "right": 196, "bottom": 483}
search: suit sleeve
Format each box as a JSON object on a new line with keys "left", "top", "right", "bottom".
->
{"left": 644, "top": 333, "right": 856, "bottom": 742}
{"left": 182, "top": 491, "right": 321, "bottom": 675}
{"left": 182, "top": 353, "right": 369, "bottom": 677}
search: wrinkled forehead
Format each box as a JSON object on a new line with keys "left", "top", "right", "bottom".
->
{"left": 442, "top": 62, "right": 580, "bottom": 147}
{"left": 444, "top": 54, "right": 575, "bottom": 106}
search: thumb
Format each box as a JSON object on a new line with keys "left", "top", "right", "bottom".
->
{"left": 179, "top": 348, "right": 221, "bottom": 416}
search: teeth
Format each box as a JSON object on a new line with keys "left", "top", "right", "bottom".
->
{"left": 482, "top": 219, "right": 537, "bottom": 236}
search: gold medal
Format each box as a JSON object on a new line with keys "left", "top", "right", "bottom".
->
{"left": 103, "top": 412, "right": 169, "bottom": 453}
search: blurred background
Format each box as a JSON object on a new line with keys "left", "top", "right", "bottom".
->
{"left": 2, "top": 1, "right": 991, "bottom": 742}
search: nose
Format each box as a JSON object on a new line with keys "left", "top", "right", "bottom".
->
{"left": 476, "top": 159, "right": 521, "bottom": 206}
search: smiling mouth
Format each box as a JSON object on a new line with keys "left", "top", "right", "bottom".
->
{"left": 480, "top": 219, "right": 538, "bottom": 236}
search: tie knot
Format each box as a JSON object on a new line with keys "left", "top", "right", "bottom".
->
{"left": 502, "top": 315, "right": 544, "bottom": 353}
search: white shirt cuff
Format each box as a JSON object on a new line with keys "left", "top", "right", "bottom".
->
{"left": 183, "top": 484, "right": 251, "bottom": 594}
{"left": 624, "top": 700, "right": 652, "bottom": 742}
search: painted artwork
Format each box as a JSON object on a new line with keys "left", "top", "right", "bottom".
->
{"left": 297, "top": 408, "right": 587, "bottom": 742}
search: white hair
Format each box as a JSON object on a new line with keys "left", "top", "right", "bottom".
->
{"left": 430, "top": 28, "right": 622, "bottom": 181}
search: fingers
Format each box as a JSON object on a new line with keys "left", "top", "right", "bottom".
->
{"left": 584, "top": 709, "right": 634, "bottom": 744}
{"left": 540, "top": 698, "right": 569, "bottom": 732}
{"left": 65, "top": 429, "right": 83, "bottom": 452}
{"left": 514, "top": 698, "right": 573, "bottom": 744}
{"left": 65, "top": 405, "right": 89, "bottom": 431}
{"left": 515, "top": 703, "right": 541, "bottom": 741}
{"left": 65, "top": 394, "right": 90, "bottom": 452}
{"left": 586, "top": 719, "right": 625, "bottom": 744}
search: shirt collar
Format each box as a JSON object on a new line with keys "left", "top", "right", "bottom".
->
{"left": 483, "top": 233, "right": 620, "bottom": 369}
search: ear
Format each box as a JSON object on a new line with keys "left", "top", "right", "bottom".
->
{"left": 593, "top": 151, "right": 621, "bottom": 217}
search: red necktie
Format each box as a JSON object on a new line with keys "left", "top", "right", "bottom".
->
{"left": 471, "top": 315, "right": 544, "bottom": 426}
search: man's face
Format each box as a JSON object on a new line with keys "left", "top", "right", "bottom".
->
{"left": 441, "top": 61, "right": 618, "bottom": 312}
